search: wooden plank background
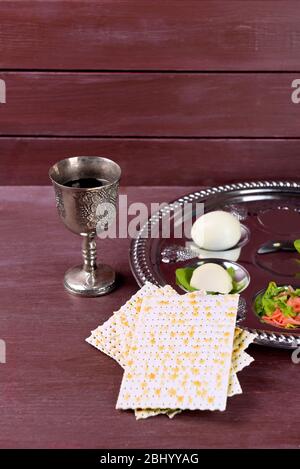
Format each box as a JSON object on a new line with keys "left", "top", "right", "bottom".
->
{"left": 0, "top": 72, "right": 299, "bottom": 137}
{"left": 1, "top": 137, "right": 300, "bottom": 186}
{"left": 1, "top": 0, "right": 300, "bottom": 71}
{"left": 0, "top": 0, "right": 299, "bottom": 184}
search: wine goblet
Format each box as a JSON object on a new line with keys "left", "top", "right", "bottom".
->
{"left": 49, "top": 156, "right": 121, "bottom": 296}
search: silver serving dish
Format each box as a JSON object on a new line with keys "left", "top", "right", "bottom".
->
{"left": 129, "top": 181, "right": 300, "bottom": 349}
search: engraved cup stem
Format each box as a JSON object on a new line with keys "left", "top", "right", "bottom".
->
{"left": 82, "top": 234, "right": 97, "bottom": 273}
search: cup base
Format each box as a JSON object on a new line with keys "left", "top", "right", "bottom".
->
{"left": 64, "top": 263, "right": 116, "bottom": 296}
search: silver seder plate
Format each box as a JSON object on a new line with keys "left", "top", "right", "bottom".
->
{"left": 129, "top": 181, "right": 300, "bottom": 349}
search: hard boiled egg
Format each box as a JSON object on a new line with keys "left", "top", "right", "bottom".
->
{"left": 191, "top": 210, "right": 241, "bottom": 251}
{"left": 190, "top": 263, "right": 233, "bottom": 294}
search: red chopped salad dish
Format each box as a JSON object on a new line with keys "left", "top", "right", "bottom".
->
{"left": 255, "top": 281, "right": 300, "bottom": 329}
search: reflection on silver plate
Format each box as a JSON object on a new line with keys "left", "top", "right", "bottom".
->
{"left": 257, "top": 206, "right": 300, "bottom": 235}
{"left": 130, "top": 181, "right": 300, "bottom": 349}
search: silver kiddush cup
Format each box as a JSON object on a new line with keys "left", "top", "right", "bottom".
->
{"left": 49, "top": 156, "right": 121, "bottom": 296}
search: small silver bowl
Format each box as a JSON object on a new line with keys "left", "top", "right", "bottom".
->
{"left": 177, "top": 258, "right": 250, "bottom": 294}
{"left": 186, "top": 224, "right": 250, "bottom": 263}
{"left": 253, "top": 285, "right": 300, "bottom": 330}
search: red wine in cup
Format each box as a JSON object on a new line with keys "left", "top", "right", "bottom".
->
{"left": 63, "top": 178, "right": 109, "bottom": 188}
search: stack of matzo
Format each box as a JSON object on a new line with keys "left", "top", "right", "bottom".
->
{"left": 86, "top": 283, "right": 255, "bottom": 419}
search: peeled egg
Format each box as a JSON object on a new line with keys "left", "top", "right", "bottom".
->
{"left": 190, "top": 263, "right": 233, "bottom": 294}
{"left": 191, "top": 210, "right": 241, "bottom": 251}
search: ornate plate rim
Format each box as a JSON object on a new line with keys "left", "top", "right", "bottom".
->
{"left": 129, "top": 180, "right": 300, "bottom": 349}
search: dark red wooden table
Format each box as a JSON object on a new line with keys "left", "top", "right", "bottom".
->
{"left": 0, "top": 186, "right": 299, "bottom": 449}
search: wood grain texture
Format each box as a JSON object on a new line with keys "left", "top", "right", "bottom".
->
{"left": 0, "top": 137, "right": 298, "bottom": 186}
{"left": 0, "top": 72, "right": 300, "bottom": 136}
{"left": 0, "top": 186, "right": 299, "bottom": 449}
{"left": 1, "top": 0, "right": 300, "bottom": 71}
